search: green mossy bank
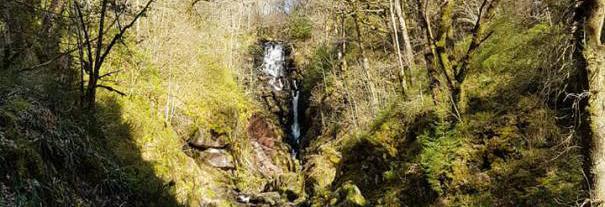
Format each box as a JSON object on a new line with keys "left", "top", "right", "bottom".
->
{"left": 293, "top": 6, "right": 587, "bottom": 206}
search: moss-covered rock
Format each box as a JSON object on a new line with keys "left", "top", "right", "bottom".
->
{"left": 332, "top": 181, "right": 367, "bottom": 207}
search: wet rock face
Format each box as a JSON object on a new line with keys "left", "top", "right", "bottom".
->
{"left": 250, "top": 141, "right": 283, "bottom": 177}
{"left": 255, "top": 41, "right": 304, "bottom": 151}
{"left": 256, "top": 42, "right": 294, "bottom": 125}
{"left": 236, "top": 113, "right": 304, "bottom": 203}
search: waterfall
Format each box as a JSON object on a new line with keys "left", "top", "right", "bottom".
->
{"left": 262, "top": 43, "right": 286, "bottom": 91}
{"left": 291, "top": 80, "right": 301, "bottom": 144}
{"left": 284, "top": 0, "right": 295, "bottom": 14}
{"left": 261, "top": 42, "right": 302, "bottom": 153}
{"left": 258, "top": 0, "right": 298, "bottom": 16}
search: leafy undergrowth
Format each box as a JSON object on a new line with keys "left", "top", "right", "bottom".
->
{"left": 0, "top": 85, "right": 177, "bottom": 206}
{"left": 432, "top": 22, "right": 585, "bottom": 206}
{"left": 97, "top": 94, "right": 236, "bottom": 206}
{"left": 302, "top": 19, "right": 585, "bottom": 207}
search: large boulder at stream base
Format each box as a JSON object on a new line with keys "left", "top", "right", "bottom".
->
{"left": 200, "top": 149, "right": 235, "bottom": 170}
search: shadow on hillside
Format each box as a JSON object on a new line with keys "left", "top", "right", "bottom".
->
{"left": 332, "top": 112, "right": 437, "bottom": 206}
{"left": 95, "top": 96, "right": 181, "bottom": 206}
{"left": 457, "top": 70, "right": 588, "bottom": 205}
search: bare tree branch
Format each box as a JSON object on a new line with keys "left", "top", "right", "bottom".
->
{"left": 17, "top": 48, "right": 78, "bottom": 73}
{"left": 99, "top": 70, "right": 123, "bottom": 79}
{"left": 97, "top": 0, "right": 154, "bottom": 71}
{"left": 97, "top": 84, "right": 126, "bottom": 96}
{"left": 455, "top": 0, "right": 500, "bottom": 83}
{"left": 74, "top": 1, "right": 94, "bottom": 74}
{"left": 93, "top": 0, "right": 109, "bottom": 77}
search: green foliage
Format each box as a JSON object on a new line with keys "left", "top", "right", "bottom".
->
{"left": 287, "top": 14, "right": 313, "bottom": 41}
{"left": 303, "top": 45, "right": 336, "bottom": 90}
{"left": 418, "top": 122, "right": 463, "bottom": 195}
{"left": 310, "top": 100, "right": 437, "bottom": 206}
{"left": 1, "top": 0, "right": 589, "bottom": 206}
{"left": 427, "top": 20, "right": 585, "bottom": 206}
{"left": 0, "top": 86, "right": 173, "bottom": 206}
{"left": 302, "top": 6, "right": 585, "bottom": 206}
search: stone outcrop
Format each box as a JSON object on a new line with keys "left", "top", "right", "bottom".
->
{"left": 188, "top": 129, "right": 228, "bottom": 149}
{"left": 247, "top": 114, "right": 279, "bottom": 152}
{"left": 200, "top": 148, "right": 235, "bottom": 170}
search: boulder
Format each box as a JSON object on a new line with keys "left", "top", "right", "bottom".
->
{"left": 200, "top": 149, "right": 235, "bottom": 170}
{"left": 333, "top": 182, "right": 367, "bottom": 207}
{"left": 237, "top": 191, "right": 283, "bottom": 206}
{"left": 188, "top": 129, "right": 228, "bottom": 149}
{"left": 251, "top": 141, "right": 282, "bottom": 177}
{"left": 253, "top": 192, "right": 282, "bottom": 206}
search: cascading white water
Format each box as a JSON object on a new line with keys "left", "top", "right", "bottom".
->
{"left": 262, "top": 44, "right": 286, "bottom": 91}
{"left": 291, "top": 80, "right": 301, "bottom": 144}
{"left": 284, "top": 0, "right": 295, "bottom": 14}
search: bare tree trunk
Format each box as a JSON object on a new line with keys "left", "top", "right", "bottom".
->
{"left": 571, "top": 0, "right": 594, "bottom": 199}
{"left": 41, "top": 0, "right": 66, "bottom": 39}
{"left": 394, "top": 0, "right": 415, "bottom": 84}
{"left": 389, "top": 0, "right": 407, "bottom": 95}
{"left": 416, "top": 0, "right": 444, "bottom": 106}
{"left": 352, "top": 12, "right": 378, "bottom": 111}
{"left": 74, "top": 0, "right": 153, "bottom": 111}
{"left": 338, "top": 12, "right": 359, "bottom": 127}
{"left": 584, "top": 0, "right": 605, "bottom": 203}
{"left": 433, "top": 0, "right": 456, "bottom": 94}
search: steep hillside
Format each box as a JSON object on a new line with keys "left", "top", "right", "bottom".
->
{"left": 288, "top": 1, "right": 588, "bottom": 206}
{"left": 0, "top": 0, "right": 595, "bottom": 206}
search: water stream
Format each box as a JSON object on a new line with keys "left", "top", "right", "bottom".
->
{"left": 291, "top": 80, "right": 301, "bottom": 144}
{"left": 261, "top": 42, "right": 302, "bottom": 153}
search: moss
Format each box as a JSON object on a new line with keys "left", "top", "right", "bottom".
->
{"left": 309, "top": 100, "right": 437, "bottom": 206}
{"left": 334, "top": 181, "right": 367, "bottom": 207}
{"left": 233, "top": 168, "right": 267, "bottom": 194}
{"left": 306, "top": 148, "right": 338, "bottom": 191}
{"left": 11, "top": 99, "right": 31, "bottom": 112}
{"left": 300, "top": 15, "right": 584, "bottom": 205}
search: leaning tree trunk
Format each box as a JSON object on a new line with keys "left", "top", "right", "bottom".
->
{"left": 585, "top": 0, "right": 605, "bottom": 203}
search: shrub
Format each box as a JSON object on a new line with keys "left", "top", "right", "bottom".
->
{"left": 287, "top": 15, "right": 312, "bottom": 41}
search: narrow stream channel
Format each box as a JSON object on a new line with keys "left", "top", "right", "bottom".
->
{"left": 260, "top": 42, "right": 303, "bottom": 155}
